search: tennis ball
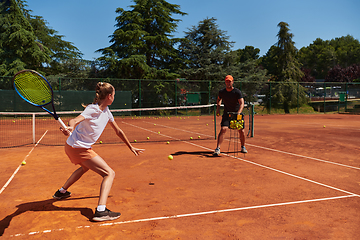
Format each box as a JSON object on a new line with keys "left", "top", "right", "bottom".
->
{"left": 190, "top": 137, "right": 193, "bottom": 140}
{"left": 168, "top": 155, "right": 173, "bottom": 160}
{"left": 134, "top": 139, "right": 137, "bottom": 142}
{"left": 21, "top": 161, "right": 26, "bottom": 165}
{"left": 99, "top": 141, "right": 103, "bottom": 144}
{"left": 198, "top": 136, "right": 201, "bottom": 139}
{"left": 167, "top": 141, "right": 170, "bottom": 144}
{"left": 323, "top": 125, "right": 326, "bottom": 128}
{"left": 147, "top": 137, "right": 150, "bottom": 140}
{"left": 154, "top": 124, "right": 156, "bottom": 126}
{"left": 158, "top": 131, "right": 160, "bottom": 134}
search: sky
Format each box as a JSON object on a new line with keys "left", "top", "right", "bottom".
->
{"left": 26, "top": 0, "right": 360, "bottom": 61}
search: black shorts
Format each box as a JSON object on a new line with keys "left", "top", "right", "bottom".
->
{"left": 221, "top": 113, "right": 246, "bottom": 129}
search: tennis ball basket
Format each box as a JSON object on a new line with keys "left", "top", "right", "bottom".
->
{"left": 228, "top": 112, "right": 244, "bottom": 130}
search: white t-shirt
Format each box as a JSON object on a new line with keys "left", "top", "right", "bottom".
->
{"left": 66, "top": 104, "right": 114, "bottom": 148}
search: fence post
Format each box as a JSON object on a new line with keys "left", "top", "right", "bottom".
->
{"left": 175, "top": 80, "right": 178, "bottom": 115}
{"left": 345, "top": 82, "right": 348, "bottom": 112}
{"left": 297, "top": 82, "right": 299, "bottom": 113}
{"left": 138, "top": 79, "right": 142, "bottom": 108}
{"left": 269, "top": 82, "right": 272, "bottom": 114}
{"left": 208, "top": 80, "right": 211, "bottom": 104}
{"left": 59, "top": 78, "right": 62, "bottom": 110}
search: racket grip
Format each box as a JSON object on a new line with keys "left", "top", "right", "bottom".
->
{"left": 57, "top": 117, "right": 67, "bottom": 129}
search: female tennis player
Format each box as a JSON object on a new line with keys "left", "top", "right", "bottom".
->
{"left": 53, "top": 82, "right": 144, "bottom": 222}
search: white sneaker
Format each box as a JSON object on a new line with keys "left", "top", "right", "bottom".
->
{"left": 241, "top": 146, "right": 248, "bottom": 153}
{"left": 213, "top": 147, "right": 220, "bottom": 156}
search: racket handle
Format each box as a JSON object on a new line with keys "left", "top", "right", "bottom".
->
{"left": 57, "top": 117, "right": 67, "bottom": 129}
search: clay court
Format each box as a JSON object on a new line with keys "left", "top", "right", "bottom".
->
{"left": 0, "top": 113, "right": 359, "bottom": 239}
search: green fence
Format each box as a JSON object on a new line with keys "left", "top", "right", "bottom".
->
{"left": 1, "top": 76, "right": 360, "bottom": 114}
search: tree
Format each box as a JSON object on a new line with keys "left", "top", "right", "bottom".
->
{"left": 235, "top": 46, "right": 260, "bottom": 63}
{"left": 96, "top": 0, "right": 186, "bottom": 79}
{"left": 260, "top": 45, "right": 281, "bottom": 80}
{"left": 177, "top": 17, "right": 235, "bottom": 105}
{"left": 29, "top": 15, "right": 84, "bottom": 76}
{"left": 0, "top": 0, "right": 85, "bottom": 77}
{"left": 178, "top": 18, "right": 268, "bottom": 104}
{"left": 261, "top": 22, "right": 306, "bottom": 113}
{"left": 0, "top": 0, "right": 50, "bottom": 76}
{"left": 178, "top": 17, "right": 234, "bottom": 81}
{"left": 325, "top": 64, "right": 360, "bottom": 82}
{"left": 298, "top": 35, "right": 360, "bottom": 79}
{"left": 300, "top": 68, "right": 315, "bottom": 82}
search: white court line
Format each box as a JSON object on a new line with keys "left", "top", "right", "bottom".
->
{"left": 246, "top": 143, "right": 360, "bottom": 170}
{"left": 7, "top": 123, "right": 360, "bottom": 237}
{"left": 140, "top": 119, "right": 360, "bottom": 171}
{"left": 9, "top": 195, "right": 357, "bottom": 237}
{"left": 124, "top": 121, "right": 360, "bottom": 197}
{"left": 0, "top": 130, "right": 48, "bottom": 195}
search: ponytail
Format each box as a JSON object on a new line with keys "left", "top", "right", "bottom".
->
{"left": 82, "top": 82, "right": 114, "bottom": 107}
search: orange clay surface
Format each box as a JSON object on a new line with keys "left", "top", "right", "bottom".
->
{"left": 0, "top": 113, "right": 359, "bottom": 239}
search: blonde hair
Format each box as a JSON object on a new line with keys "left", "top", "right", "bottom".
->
{"left": 82, "top": 82, "right": 114, "bottom": 107}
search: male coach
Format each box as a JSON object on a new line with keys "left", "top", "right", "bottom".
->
{"left": 213, "top": 75, "right": 247, "bottom": 156}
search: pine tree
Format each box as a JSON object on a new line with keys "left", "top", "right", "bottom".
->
{"left": 97, "top": 0, "right": 186, "bottom": 79}
{"left": 263, "top": 22, "right": 306, "bottom": 113}
{"left": 0, "top": 0, "right": 50, "bottom": 75}
{"left": 178, "top": 17, "right": 233, "bottom": 81}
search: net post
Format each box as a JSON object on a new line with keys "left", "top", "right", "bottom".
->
{"left": 32, "top": 113, "right": 35, "bottom": 144}
{"left": 214, "top": 104, "right": 217, "bottom": 140}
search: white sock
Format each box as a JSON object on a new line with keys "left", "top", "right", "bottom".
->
{"left": 59, "top": 187, "right": 66, "bottom": 193}
{"left": 97, "top": 205, "right": 106, "bottom": 212}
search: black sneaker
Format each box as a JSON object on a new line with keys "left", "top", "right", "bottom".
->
{"left": 93, "top": 208, "right": 121, "bottom": 222}
{"left": 52, "top": 190, "right": 71, "bottom": 200}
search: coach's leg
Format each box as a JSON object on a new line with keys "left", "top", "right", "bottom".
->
{"left": 216, "top": 126, "right": 228, "bottom": 149}
{"left": 239, "top": 128, "right": 247, "bottom": 153}
{"left": 239, "top": 128, "right": 245, "bottom": 146}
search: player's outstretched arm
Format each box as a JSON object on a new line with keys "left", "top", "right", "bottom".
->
{"left": 109, "top": 121, "right": 145, "bottom": 156}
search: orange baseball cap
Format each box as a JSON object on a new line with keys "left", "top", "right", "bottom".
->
{"left": 225, "top": 75, "right": 233, "bottom": 81}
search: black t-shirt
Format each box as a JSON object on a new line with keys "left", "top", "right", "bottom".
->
{"left": 218, "top": 88, "right": 243, "bottom": 114}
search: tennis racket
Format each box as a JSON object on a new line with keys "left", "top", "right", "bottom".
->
{"left": 13, "top": 69, "right": 67, "bottom": 129}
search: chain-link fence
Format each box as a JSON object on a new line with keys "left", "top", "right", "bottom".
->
{"left": 1, "top": 76, "right": 360, "bottom": 114}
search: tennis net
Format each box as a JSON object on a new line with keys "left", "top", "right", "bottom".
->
{"left": 1, "top": 104, "right": 255, "bottom": 148}
{"left": 0, "top": 104, "right": 218, "bottom": 148}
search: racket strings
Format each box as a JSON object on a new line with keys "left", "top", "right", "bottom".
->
{"left": 14, "top": 72, "right": 52, "bottom": 106}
